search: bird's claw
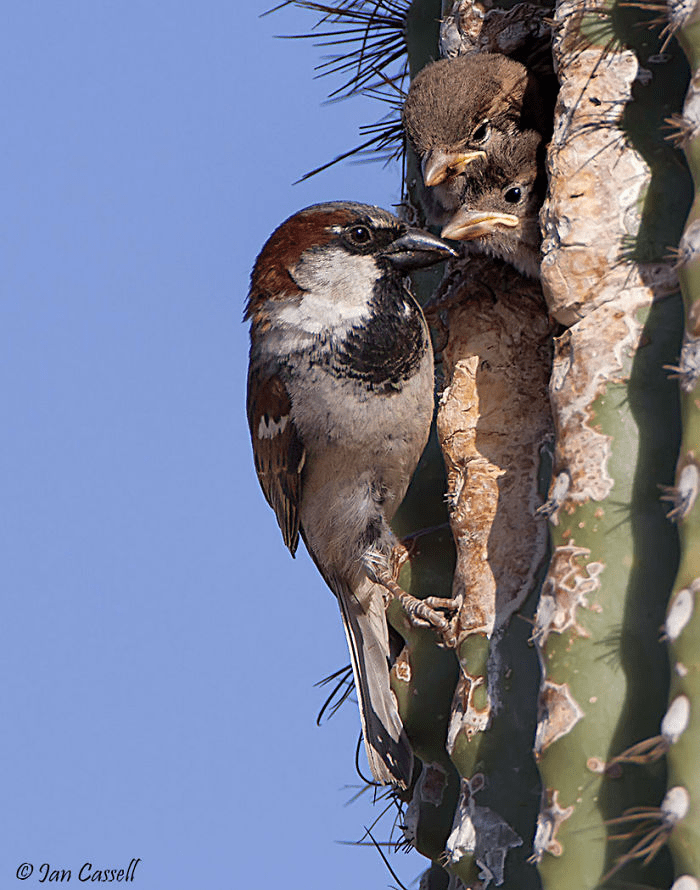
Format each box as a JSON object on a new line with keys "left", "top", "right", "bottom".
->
{"left": 376, "top": 567, "right": 461, "bottom": 645}
{"left": 398, "top": 592, "right": 449, "bottom": 630}
{"left": 383, "top": 544, "right": 462, "bottom": 646}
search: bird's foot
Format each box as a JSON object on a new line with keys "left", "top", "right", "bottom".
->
{"left": 388, "top": 542, "right": 462, "bottom": 646}
{"left": 371, "top": 558, "right": 462, "bottom": 646}
{"left": 396, "top": 584, "right": 462, "bottom": 648}
{"left": 389, "top": 541, "right": 412, "bottom": 579}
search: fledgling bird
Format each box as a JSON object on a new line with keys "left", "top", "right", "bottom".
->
{"left": 246, "top": 201, "right": 457, "bottom": 788}
{"left": 440, "top": 128, "right": 546, "bottom": 278}
{"left": 402, "top": 52, "right": 551, "bottom": 276}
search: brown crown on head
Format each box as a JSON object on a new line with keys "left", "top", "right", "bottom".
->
{"left": 402, "top": 52, "right": 550, "bottom": 162}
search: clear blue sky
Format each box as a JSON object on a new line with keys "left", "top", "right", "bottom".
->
{"left": 2, "top": 2, "right": 428, "bottom": 888}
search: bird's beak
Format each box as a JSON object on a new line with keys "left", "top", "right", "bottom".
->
{"left": 441, "top": 209, "right": 519, "bottom": 241}
{"left": 383, "top": 227, "right": 457, "bottom": 270}
{"left": 422, "top": 149, "right": 487, "bottom": 187}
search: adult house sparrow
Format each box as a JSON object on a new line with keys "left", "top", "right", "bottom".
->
{"left": 440, "top": 128, "right": 546, "bottom": 277}
{"left": 402, "top": 53, "right": 551, "bottom": 275}
{"left": 245, "top": 202, "right": 457, "bottom": 788}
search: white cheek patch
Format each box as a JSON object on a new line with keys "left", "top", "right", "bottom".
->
{"left": 273, "top": 249, "right": 380, "bottom": 335}
{"left": 258, "top": 414, "right": 289, "bottom": 439}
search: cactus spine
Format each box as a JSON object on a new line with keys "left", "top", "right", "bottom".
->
{"left": 661, "top": 0, "right": 700, "bottom": 882}
{"left": 279, "top": 0, "right": 695, "bottom": 885}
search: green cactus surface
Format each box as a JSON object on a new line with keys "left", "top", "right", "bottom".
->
{"left": 279, "top": 0, "right": 695, "bottom": 885}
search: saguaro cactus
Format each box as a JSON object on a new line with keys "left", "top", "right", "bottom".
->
{"left": 657, "top": 0, "right": 700, "bottom": 884}
{"left": 528, "top": 1, "right": 687, "bottom": 886}
{"left": 277, "top": 0, "right": 695, "bottom": 885}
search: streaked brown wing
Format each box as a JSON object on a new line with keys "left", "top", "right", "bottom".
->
{"left": 247, "top": 372, "right": 304, "bottom": 555}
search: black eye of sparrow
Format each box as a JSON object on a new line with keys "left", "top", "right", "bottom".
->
{"left": 347, "top": 224, "right": 373, "bottom": 245}
{"left": 504, "top": 187, "right": 522, "bottom": 204}
{"left": 471, "top": 121, "right": 490, "bottom": 144}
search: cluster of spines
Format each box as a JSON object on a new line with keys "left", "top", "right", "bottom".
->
{"left": 274, "top": 0, "right": 698, "bottom": 887}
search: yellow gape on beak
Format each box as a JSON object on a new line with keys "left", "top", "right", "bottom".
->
{"left": 441, "top": 208, "right": 519, "bottom": 241}
{"left": 421, "top": 149, "right": 487, "bottom": 187}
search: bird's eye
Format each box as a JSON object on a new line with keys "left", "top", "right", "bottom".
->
{"left": 471, "top": 121, "right": 490, "bottom": 144}
{"left": 504, "top": 187, "right": 522, "bottom": 204}
{"left": 347, "top": 225, "right": 372, "bottom": 245}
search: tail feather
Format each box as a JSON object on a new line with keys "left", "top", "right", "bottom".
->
{"left": 337, "top": 577, "right": 414, "bottom": 788}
